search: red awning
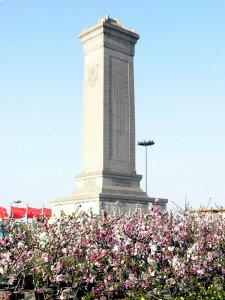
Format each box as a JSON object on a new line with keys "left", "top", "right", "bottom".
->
{"left": 27, "top": 207, "right": 42, "bottom": 218}
{"left": 0, "top": 207, "right": 8, "bottom": 218}
{"left": 11, "top": 206, "right": 26, "bottom": 219}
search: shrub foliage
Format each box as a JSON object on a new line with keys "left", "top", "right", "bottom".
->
{"left": 0, "top": 207, "right": 225, "bottom": 299}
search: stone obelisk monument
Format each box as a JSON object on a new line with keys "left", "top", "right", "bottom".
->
{"left": 51, "top": 16, "right": 167, "bottom": 216}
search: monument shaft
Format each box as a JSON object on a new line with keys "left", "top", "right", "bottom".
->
{"left": 80, "top": 17, "right": 137, "bottom": 177}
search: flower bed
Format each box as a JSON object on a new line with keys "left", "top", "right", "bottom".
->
{"left": 0, "top": 207, "right": 225, "bottom": 299}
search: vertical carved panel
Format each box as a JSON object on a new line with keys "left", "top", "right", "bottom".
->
{"left": 87, "top": 64, "right": 100, "bottom": 87}
{"left": 109, "top": 57, "right": 130, "bottom": 161}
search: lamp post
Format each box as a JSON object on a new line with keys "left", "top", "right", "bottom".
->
{"left": 13, "top": 200, "right": 22, "bottom": 207}
{"left": 137, "top": 140, "right": 155, "bottom": 194}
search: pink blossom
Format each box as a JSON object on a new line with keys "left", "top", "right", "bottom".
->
{"left": 41, "top": 252, "right": 49, "bottom": 262}
{"left": 197, "top": 269, "right": 205, "bottom": 275}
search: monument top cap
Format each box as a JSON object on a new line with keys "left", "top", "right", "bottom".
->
{"left": 79, "top": 15, "right": 139, "bottom": 40}
{"left": 99, "top": 15, "right": 136, "bottom": 33}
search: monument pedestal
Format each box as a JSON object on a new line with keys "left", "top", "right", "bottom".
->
{"left": 51, "top": 16, "right": 167, "bottom": 216}
{"left": 51, "top": 169, "right": 167, "bottom": 216}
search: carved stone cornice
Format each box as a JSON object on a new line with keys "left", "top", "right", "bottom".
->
{"left": 79, "top": 16, "right": 139, "bottom": 56}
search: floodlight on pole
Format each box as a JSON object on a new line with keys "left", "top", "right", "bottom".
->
{"left": 137, "top": 140, "right": 155, "bottom": 194}
{"left": 13, "top": 200, "right": 22, "bottom": 207}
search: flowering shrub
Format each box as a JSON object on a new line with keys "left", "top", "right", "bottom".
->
{"left": 0, "top": 207, "right": 225, "bottom": 299}
{"left": 172, "top": 283, "right": 225, "bottom": 299}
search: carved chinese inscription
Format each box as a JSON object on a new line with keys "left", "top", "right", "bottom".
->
{"left": 109, "top": 57, "right": 130, "bottom": 161}
{"left": 87, "top": 64, "right": 99, "bottom": 87}
{"left": 112, "top": 178, "right": 131, "bottom": 187}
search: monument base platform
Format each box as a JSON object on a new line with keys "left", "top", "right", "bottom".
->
{"left": 51, "top": 171, "right": 167, "bottom": 216}
{"left": 51, "top": 189, "right": 167, "bottom": 217}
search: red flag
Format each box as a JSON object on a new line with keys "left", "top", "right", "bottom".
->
{"left": 0, "top": 207, "right": 8, "bottom": 218}
{"left": 11, "top": 206, "right": 26, "bottom": 219}
{"left": 27, "top": 207, "right": 42, "bottom": 219}
{"left": 42, "top": 208, "right": 52, "bottom": 218}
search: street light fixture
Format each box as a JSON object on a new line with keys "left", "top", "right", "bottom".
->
{"left": 137, "top": 140, "right": 155, "bottom": 194}
{"left": 13, "top": 200, "right": 22, "bottom": 207}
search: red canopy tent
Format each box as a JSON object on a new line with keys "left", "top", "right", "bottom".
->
{"left": 10, "top": 206, "right": 26, "bottom": 219}
{"left": 42, "top": 208, "right": 52, "bottom": 218}
{"left": 27, "top": 207, "right": 42, "bottom": 219}
{"left": 0, "top": 207, "right": 8, "bottom": 218}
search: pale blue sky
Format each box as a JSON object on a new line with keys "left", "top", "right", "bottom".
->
{"left": 0, "top": 0, "right": 224, "bottom": 211}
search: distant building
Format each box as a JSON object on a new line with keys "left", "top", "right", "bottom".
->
{"left": 192, "top": 208, "right": 225, "bottom": 216}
